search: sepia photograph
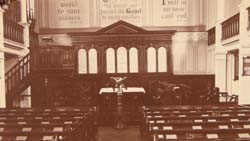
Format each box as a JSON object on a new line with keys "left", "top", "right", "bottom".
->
{"left": 0, "top": 0, "right": 250, "bottom": 140}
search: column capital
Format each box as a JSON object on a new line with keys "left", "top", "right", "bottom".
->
{"left": 0, "top": 48, "right": 5, "bottom": 54}
{"left": 0, "top": 52, "right": 4, "bottom": 65}
{"left": 19, "top": 22, "right": 30, "bottom": 26}
{"left": 239, "top": 0, "right": 250, "bottom": 9}
{"left": 0, "top": 7, "right": 4, "bottom": 13}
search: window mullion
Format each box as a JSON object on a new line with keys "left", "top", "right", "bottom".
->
{"left": 115, "top": 48, "right": 117, "bottom": 73}
{"left": 156, "top": 47, "right": 159, "bottom": 73}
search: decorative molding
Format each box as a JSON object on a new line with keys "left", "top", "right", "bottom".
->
{"left": 38, "top": 26, "right": 206, "bottom": 34}
{"left": 222, "top": 37, "right": 239, "bottom": 48}
{"left": 1, "top": 45, "right": 29, "bottom": 57}
{"left": 4, "top": 39, "right": 26, "bottom": 49}
{"left": 70, "top": 20, "right": 176, "bottom": 44}
{"left": 172, "top": 32, "right": 208, "bottom": 43}
{"left": 97, "top": 20, "right": 146, "bottom": 34}
{"left": 36, "top": 21, "right": 175, "bottom": 74}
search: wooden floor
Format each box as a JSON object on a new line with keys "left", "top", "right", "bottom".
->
{"left": 98, "top": 126, "right": 140, "bottom": 141}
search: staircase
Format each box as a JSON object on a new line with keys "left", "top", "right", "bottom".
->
{"left": 5, "top": 53, "right": 31, "bottom": 107}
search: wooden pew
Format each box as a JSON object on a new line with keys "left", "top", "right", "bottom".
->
{"left": 142, "top": 116, "right": 250, "bottom": 140}
{"left": 144, "top": 110, "right": 250, "bottom": 118}
{"left": 141, "top": 105, "right": 250, "bottom": 113}
{"left": 0, "top": 107, "right": 97, "bottom": 141}
{"left": 140, "top": 105, "right": 250, "bottom": 141}
{"left": 149, "top": 128, "right": 250, "bottom": 141}
{"left": 146, "top": 120, "right": 250, "bottom": 139}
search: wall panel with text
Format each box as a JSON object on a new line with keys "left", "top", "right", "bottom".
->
{"left": 38, "top": 0, "right": 205, "bottom": 29}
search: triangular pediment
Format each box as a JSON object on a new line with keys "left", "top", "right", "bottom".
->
{"left": 97, "top": 20, "right": 146, "bottom": 34}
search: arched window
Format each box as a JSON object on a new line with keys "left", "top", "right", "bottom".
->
{"left": 117, "top": 47, "right": 128, "bottom": 73}
{"left": 129, "top": 47, "right": 138, "bottom": 73}
{"left": 147, "top": 47, "right": 156, "bottom": 72}
{"left": 158, "top": 47, "right": 167, "bottom": 72}
{"left": 78, "top": 49, "right": 87, "bottom": 74}
{"left": 88, "top": 49, "right": 98, "bottom": 74}
{"left": 106, "top": 48, "right": 115, "bottom": 73}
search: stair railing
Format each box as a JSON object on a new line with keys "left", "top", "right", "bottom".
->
{"left": 5, "top": 53, "right": 30, "bottom": 95}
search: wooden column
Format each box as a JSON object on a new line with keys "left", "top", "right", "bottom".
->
{"left": 0, "top": 8, "right": 6, "bottom": 108}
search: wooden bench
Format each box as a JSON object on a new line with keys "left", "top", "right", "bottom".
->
{"left": 144, "top": 110, "right": 250, "bottom": 118}
{"left": 0, "top": 107, "right": 97, "bottom": 141}
{"left": 141, "top": 105, "right": 250, "bottom": 113}
{"left": 146, "top": 121, "right": 250, "bottom": 139}
{"left": 151, "top": 128, "right": 250, "bottom": 141}
{"left": 141, "top": 105, "right": 250, "bottom": 141}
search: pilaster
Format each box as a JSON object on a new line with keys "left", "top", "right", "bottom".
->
{"left": 19, "top": 0, "right": 27, "bottom": 23}
{"left": 0, "top": 8, "right": 6, "bottom": 108}
{"left": 216, "top": 0, "right": 225, "bottom": 22}
{"left": 19, "top": 0, "right": 30, "bottom": 51}
{"left": 214, "top": 14, "right": 227, "bottom": 91}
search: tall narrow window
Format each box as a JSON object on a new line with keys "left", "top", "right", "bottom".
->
{"left": 129, "top": 48, "right": 138, "bottom": 73}
{"left": 106, "top": 48, "right": 115, "bottom": 73}
{"left": 228, "top": 49, "right": 239, "bottom": 80}
{"left": 147, "top": 47, "right": 157, "bottom": 72}
{"left": 158, "top": 47, "right": 167, "bottom": 72}
{"left": 88, "top": 49, "right": 98, "bottom": 74}
{"left": 117, "top": 47, "right": 128, "bottom": 73}
{"left": 78, "top": 49, "right": 87, "bottom": 74}
{"left": 234, "top": 52, "right": 239, "bottom": 80}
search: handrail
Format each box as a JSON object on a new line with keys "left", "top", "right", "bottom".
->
{"left": 5, "top": 53, "right": 30, "bottom": 94}
{"left": 221, "top": 13, "right": 240, "bottom": 40}
{"left": 3, "top": 17, "right": 24, "bottom": 44}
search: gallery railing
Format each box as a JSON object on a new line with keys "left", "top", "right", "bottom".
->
{"left": 208, "top": 27, "right": 216, "bottom": 45}
{"left": 3, "top": 17, "right": 24, "bottom": 44}
{"left": 221, "top": 13, "right": 240, "bottom": 40}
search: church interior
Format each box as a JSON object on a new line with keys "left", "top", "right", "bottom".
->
{"left": 1, "top": 0, "right": 250, "bottom": 140}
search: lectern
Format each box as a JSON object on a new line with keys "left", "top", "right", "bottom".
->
{"left": 98, "top": 77, "right": 145, "bottom": 129}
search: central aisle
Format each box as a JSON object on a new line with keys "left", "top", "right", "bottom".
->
{"left": 97, "top": 126, "right": 140, "bottom": 141}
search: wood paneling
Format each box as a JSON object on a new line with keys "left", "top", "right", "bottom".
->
{"left": 197, "top": 44, "right": 207, "bottom": 72}
{"left": 185, "top": 45, "right": 195, "bottom": 72}
{"left": 31, "top": 21, "right": 215, "bottom": 109}
{"left": 207, "top": 46, "right": 215, "bottom": 73}
{"left": 172, "top": 43, "right": 209, "bottom": 74}
{"left": 172, "top": 32, "right": 209, "bottom": 74}
{"left": 31, "top": 74, "right": 214, "bottom": 107}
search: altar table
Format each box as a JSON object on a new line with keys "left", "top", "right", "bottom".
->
{"left": 98, "top": 87, "right": 146, "bottom": 126}
{"left": 99, "top": 87, "right": 146, "bottom": 94}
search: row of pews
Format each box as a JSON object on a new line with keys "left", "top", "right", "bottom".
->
{"left": 140, "top": 105, "right": 250, "bottom": 141}
{"left": 0, "top": 107, "right": 97, "bottom": 141}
